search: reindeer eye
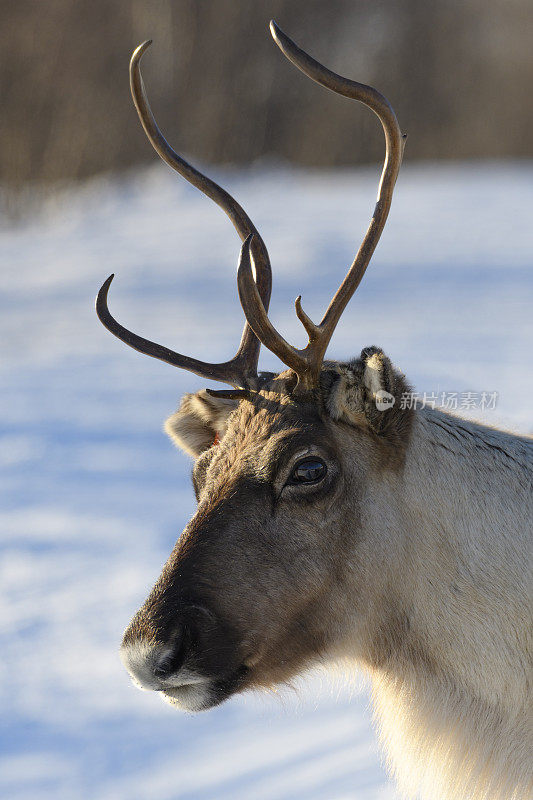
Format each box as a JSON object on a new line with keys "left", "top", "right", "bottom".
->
{"left": 289, "top": 458, "right": 327, "bottom": 485}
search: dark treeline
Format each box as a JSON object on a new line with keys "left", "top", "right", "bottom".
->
{"left": 1, "top": 0, "right": 531, "bottom": 194}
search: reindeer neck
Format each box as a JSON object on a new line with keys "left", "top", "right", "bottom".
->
{"left": 359, "top": 409, "right": 533, "bottom": 800}
{"left": 387, "top": 407, "right": 532, "bottom": 703}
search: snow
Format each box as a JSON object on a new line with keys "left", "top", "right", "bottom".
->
{"left": 1, "top": 160, "right": 532, "bottom": 799}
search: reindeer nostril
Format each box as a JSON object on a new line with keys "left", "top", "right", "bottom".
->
{"left": 153, "top": 655, "right": 174, "bottom": 678}
{"left": 153, "top": 626, "right": 189, "bottom": 679}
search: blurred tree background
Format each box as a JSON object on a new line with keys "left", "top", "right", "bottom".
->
{"left": 1, "top": 0, "right": 531, "bottom": 201}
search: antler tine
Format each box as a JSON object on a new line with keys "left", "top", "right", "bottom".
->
{"left": 238, "top": 22, "right": 406, "bottom": 391}
{"left": 96, "top": 41, "right": 272, "bottom": 389}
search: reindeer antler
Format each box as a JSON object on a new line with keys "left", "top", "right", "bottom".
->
{"left": 237, "top": 21, "right": 406, "bottom": 391}
{"left": 96, "top": 41, "right": 272, "bottom": 389}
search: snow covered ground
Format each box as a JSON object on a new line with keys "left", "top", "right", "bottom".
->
{"left": 1, "top": 161, "right": 532, "bottom": 800}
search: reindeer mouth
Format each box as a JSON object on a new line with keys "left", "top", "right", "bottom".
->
{"left": 161, "top": 664, "right": 250, "bottom": 712}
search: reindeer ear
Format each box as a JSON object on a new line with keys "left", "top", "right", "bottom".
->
{"left": 164, "top": 390, "right": 239, "bottom": 458}
{"left": 324, "top": 346, "right": 412, "bottom": 444}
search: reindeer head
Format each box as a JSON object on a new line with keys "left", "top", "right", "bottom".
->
{"left": 97, "top": 22, "right": 407, "bottom": 711}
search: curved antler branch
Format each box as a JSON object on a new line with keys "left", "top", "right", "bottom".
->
{"left": 270, "top": 21, "right": 405, "bottom": 337}
{"left": 96, "top": 41, "right": 272, "bottom": 388}
{"left": 130, "top": 41, "right": 267, "bottom": 248}
{"left": 236, "top": 22, "right": 406, "bottom": 390}
{"left": 97, "top": 274, "right": 252, "bottom": 386}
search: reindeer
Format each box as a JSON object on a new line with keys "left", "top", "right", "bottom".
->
{"left": 96, "top": 22, "right": 533, "bottom": 800}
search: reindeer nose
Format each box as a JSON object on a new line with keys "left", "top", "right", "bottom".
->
{"left": 121, "top": 599, "right": 240, "bottom": 693}
{"left": 120, "top": 623, "right": 192, "bottom": 690}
